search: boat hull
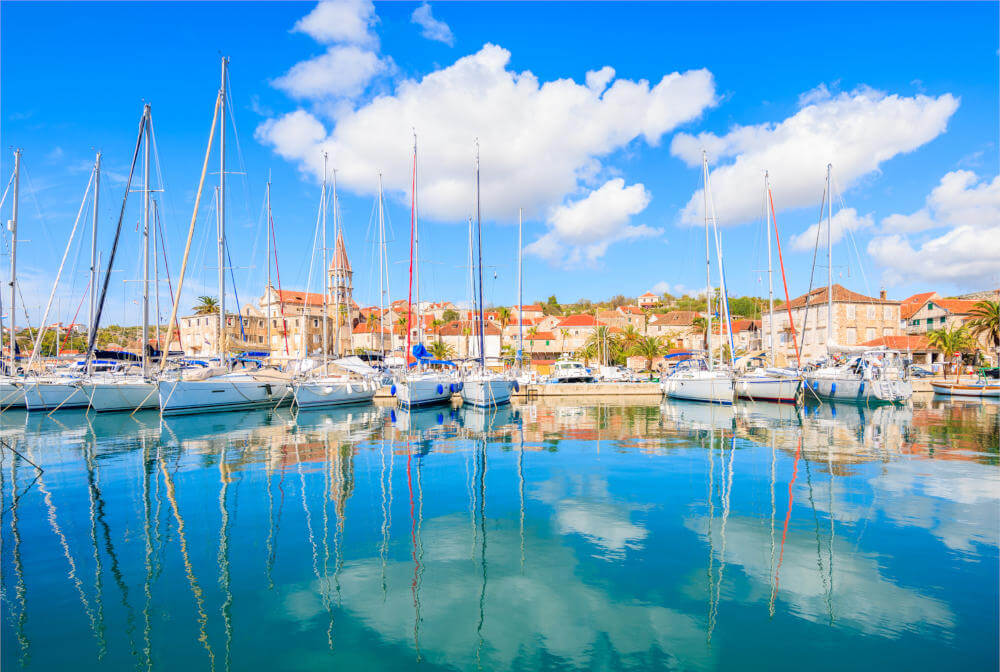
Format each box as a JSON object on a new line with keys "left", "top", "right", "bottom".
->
{"left": 0, "top": 381, "right": 25, "bottom": 409}
{"left": 662, "top": 376, "right": 734, "bottom": 405}
{"left": 803, "top": 375, "right": 912, "bottom": 404}
{"left": 735, "top": 376, "right": 802, "bottom": 403}
{"left": 158, "top": 378, "right": 291, "bottom": 416}
{"left": 85, "top": 381, "right": 159, "bottom": 412}
{"left": 461, "top": 379, "right": 515, "bottom": 407}
{"left": 395, "top": 377, "right": 454, "bottom": 407}
{"left": 293, "top": 379, "right": 378, "bottom": 408}
{"left": 23, "top": 381, "right": 89, "bottom": 411}
{"left": 930, "top": 382, "right": 1000, "bottom": 398}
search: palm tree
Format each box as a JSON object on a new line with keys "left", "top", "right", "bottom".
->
{"left": 928, "top": 325, "right": 976, "bottom": 381}
{"left": 427, "top": 340, "right": 455, "bottom": 360}
{"left": 620, "top": 324, "right": 641, "bottom": 352}
{"left": 193, "top": 296, "right": 218, "bottom": 315}
{"left": 500, "top": 343, "right": 516, "bottom": 364}
{"left": 430, "top": 318, "right": 445, "bottom": 339}
{"left": 576, "top": 342, "right": 598, "bottom": 366}
{"left": 526, "top": 325, "right": 538, "bottom": 356}
{"left": 966, "top": 299, "right": 1000, "bottom": 368}
{"left": 691, "top": 316, "right": 708, "bottom": 350}
{"left": 630, "top": 335, "right": 669, "bottom": 371}
{"left": 586, "top": 325, "right": 622, "bottom": 366}
{"left": 496, "top": 307, "right": 512, "bottom": 351}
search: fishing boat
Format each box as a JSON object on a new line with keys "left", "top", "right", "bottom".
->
{"left": 461, "top": 142, "right": 515, "bottom": 407}
{"left": 549, "top": 355, "right": 595, "bottom": 383}
{"left": 930, "top": 378, "right": 1000, "bottom": 398}
{"left": 663, "top": 152, "right": 735, "bottom": 404}
{"left": 735, "top": 172, "right": 802, "bottom": 403}
{"left": 800, "top": 166, "right": 912, "bottom": 405}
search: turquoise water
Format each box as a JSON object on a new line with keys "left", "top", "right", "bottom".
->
{"left": 1, "top": 397, "right": 997, "bottom": 671}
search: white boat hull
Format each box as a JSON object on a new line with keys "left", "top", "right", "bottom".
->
{"left": 23, "top": 381, "right": 89, "bottom": 411}
{"left": 804, "top": 375, "right": 912, "bottom": 404}
{"left": 735, "top": 376, "right": 801, "bottom": 403}
{"left": 930, "top": 381, "right": 1000, "bottom": 398}
{"left": 461, "top": 379, "right": 515, "bottom": 407}
{"left": 294, "top": 378, "right": 378, "bottom": 408}
{"left": 394, "top": 377, "right": 455, "bottom": 407}
{"left": 85, "top": 381, "right": 159, "bottom": 412}
{"left": 158, "top": 377, "right": 291, "bottom": 416}
{"left": 0, "top": 381, "right": 25, "bottom": 408}
{"left": 662, "top": 375, "right": 734, "bottom": 405}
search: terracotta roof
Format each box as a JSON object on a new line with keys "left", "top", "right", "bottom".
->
{"left": 933, "top": 299, "right": 979, "bottom": 315}
{"left": 650, "top": 311, "right": 699, "bottom": 326}
{"left": 786, "top": 284, "right": 899, "bottom": 309}
{"left": 639, "top": 292, "right": 657, "bottom": 298}
{"left": 515, "top": 304, "right": 543, "bottom": 312}
{"left": 328, "top": 229, "right": 351, "bottom": 273}
{"left": 275, "top": 289, "right": 325, "bottom": 307}
{"left": 902, "top": 291, "right": 937, "bottom": 306}
{"left": 556, "top": 314, "right": 601, "bottom": 327}
{"left": 860, "top": 335, "right": 936, "bottom": 350}
{"left": 901, "top": 301, "right": 926, "bottom": 320}
{"left": 436, "top": 320, "right": 500, "bottom": 336}
{"left": 526, "top": 331, "right": 556, "bottom": 340}
{"left": 618, "top": 305, "right": 644, "bottom": 315}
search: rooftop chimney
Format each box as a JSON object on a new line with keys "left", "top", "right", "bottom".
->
{"left": 879, "top": 288, "right": 887, "bottom": 300}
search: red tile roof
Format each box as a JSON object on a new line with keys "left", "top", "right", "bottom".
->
{"left": 860, "top": 335, "right": 935, "bottom": 350}
{"left": 618, "top": 305, "right": 644, "bottom": 315}
{"left": 556, "top": 314, "right": 601, "bottom": 327}
{"left": 526, "top": 331, "right": 556, "bottom": 340}
{"left": 785, "top": 284, "right": 899, "bottom": 309}
{"left": 933, "top": 299, "right": 979, "bottom": 315}
{"left": 650, "top": 311, "right": 699, "bottom": 326}
{"left": 902, "top": 291, "right": 937, "bottom": 306}
{"left": 436, "top": 320, "right": 501, "bottom": 336}
{"left": 275, "top": 289, "right": 326, "bottom": 307}
{"left": 639, "top": 292, "right": 657, "bottom": 298}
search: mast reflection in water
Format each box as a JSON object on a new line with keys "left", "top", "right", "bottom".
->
{"left": 0, "top": 396, "right": 997, "bottom": 670}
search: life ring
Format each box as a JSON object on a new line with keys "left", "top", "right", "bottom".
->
{"left": 436, "top": 383, "right": 444, "bottom": 395}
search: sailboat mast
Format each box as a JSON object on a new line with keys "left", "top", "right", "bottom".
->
{"left": 8, "top": 149, "right": 20, "bottom": 374}
{"left": 89, "top": 152, "right": 100, "bottom": 351}
{"left": 333, "top": 168, "right": 342, "bottom": 358}
{"left": 467, "top": 216, "right": 475, "bottom": 359}
{"left": 413, "top": 133, "right": 422, "bottom": 346}
{"left": 265, "top": 179, "right": 272, "bottom": 354}
{"left": 217, "top": 57, "right": 228, "bottom": 358}
{"left": 517, "top": 207, "right": 523, "bottom": 370}
{"left": 321, "top": 152, "right": 329, "bottom": 364}
{"left": 475, "top": 141, "right": 485, "bottom": 370}
{"left": 702, "top": 151, "right": 713, "bottom": 370}
{"left": 765, "top": 171, "right": 775, "bottom": 366}
{"left": 826, "top": 164, "right": 833, "bottom": 350}
{"left": 377, "top": 172, "right": 386, "bottom": 357}
{"left": 142, "top": 104, "right": 151, "bottom": 377}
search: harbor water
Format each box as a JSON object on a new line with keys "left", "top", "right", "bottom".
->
{"left": 1, "top": 395, "right": 997, "bottom": 670}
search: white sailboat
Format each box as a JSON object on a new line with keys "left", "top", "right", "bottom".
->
{"left": 158, "top": 58, "right": 291, "bottom": 415}
{"left": 735, "top": 172, "right": 802, "bottom": 403}
{"left": 801, "top": 166, "right": 912, "bottom": 404}
{"left": 391, "top": 134, "right": 458, "bottom": 408}
{"left": 662, "top": 152, "right": 734, "bottom": 405}
{"left": 461, "top": 142, "right": 515, "bottom": 407}
{"left": 1, "top": 149, "right": 26, "bottom": 408}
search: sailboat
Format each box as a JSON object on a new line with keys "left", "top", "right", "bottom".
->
{"left": 662, "top": 152, "right": 735, "bottom": 404}
{"left": 293, "top": 155, "right": 378, "bottom": 409}
{"left": 801, "top": 166, "right": 912, "bottom": 404}
{"left": 391, "top": 134, "right": 458, "bottom": 408}
{"left": 158, "top": 58, "right": 291, "bottom": 415}
{"left": 734, "top": 172, "right": 802, "bottom": 404}
{"left": 0, "top": 149, "right": 26, "bottom": 408}
{"left": 461, "top": 143, "right": 515, "bottom": 407}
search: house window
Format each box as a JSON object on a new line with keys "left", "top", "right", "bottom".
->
{"left": 866, "top": 328, "right": 876, "bottom": 341}
{"left": 927, "top": 302, "right": 934, "bottom": 310}
{"left": 313, "top": 319, "right": 319, "bottom": 328}
{"left": 940, "top": 316, "right": 946, "bottom": 323}
{"left": 883, "top": 328, "right": 892, "bottom": 337}
{"left": 867, "top": 306, "right": 876, "bottom": 320}
{"left": 883, "top": 306, "right": 892, "bottom": 320}
{"left": 846, "top": 328, "right": 856, "bottom": 344}
{"left": 846, "top": 305, "right": 856, "bottom": 320}
{"left": 927, "top": 318, "right": 934, "bottom": 325}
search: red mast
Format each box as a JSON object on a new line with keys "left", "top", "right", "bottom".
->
{"left": 769, "top": 187, "right": 801, "bottom": 369}
{"left": 406, "top": 137, "right": 417, "bottom": 364}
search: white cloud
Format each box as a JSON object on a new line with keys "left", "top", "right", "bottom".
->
{"left": 411, "top": 3, "right": 454, "bottom": 46}
{"left": 869, "top": 171, "right": 1000, "bottom": 287}
{"left": 273, "top": 45, "right": 392, "bottom": 100}
{"left": 292, "top": 0, "right": 377, "bottom": 47}
{"left": 651, "top": 282, "right": 698, "bottom": 297}
{"left": 524, "top": 179, "right": 657, "bottom": 266}
{"left": 670, "top": 87, "right": 959, "bottom": 226}
{"left": 788, "top": 207, "right": 873, "bottom": 252}
{"left": 258, "top": 44, "right": 715, "bottom": 263}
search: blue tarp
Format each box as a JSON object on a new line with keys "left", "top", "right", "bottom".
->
{"left": 409, "top": 343, "right": 456, "bottom": 367}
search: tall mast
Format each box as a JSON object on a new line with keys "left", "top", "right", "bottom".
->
{"left": 8, "top": 149, "right": 20, "bottom": 374}
{"left": 321, "top": 152, "right": 329, "bottom": 365}
{"left": 332, "top": 168, "right": 342, "bottom": 358}
{"left": 826, "top": 163, "right": 833, "bottom": 350}
{"left": 217, "top": 57, "right": 228, "bottom": 358}
{"left": 475, "top": 141, "right": 485, "bottom": 370}
{"left": 702, "top": 151, "right": 713, "bottom": 370}
{"left": 517, "top": 207, "right": 523, "bottom": 370}
{"left": 266, "top": 179, "right": 272, "bottom": 355}
{"left": 413, "top": 133, "right": 422, "bottom": 346}
{"left": 765, "top": 171, "right": 775, "bottom": 366}
{"left": 89, "top": 152, "right": 100, "bottom": 351}
{"left": 142, "top": 104, "right": 151, "bottom": 377}
{"left": 377, "top": 172, "right": 386, "bottom": 357}
{"left": 467, "top": 215, "right": 475, "bottom": 359}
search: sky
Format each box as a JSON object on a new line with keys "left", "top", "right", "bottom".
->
{"left": 1, "top": 1, "right": 998, "bottom": 326}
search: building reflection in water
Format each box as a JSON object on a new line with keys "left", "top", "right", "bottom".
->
{"left": 0, "top": 395, "right": 995, "bottom": 670}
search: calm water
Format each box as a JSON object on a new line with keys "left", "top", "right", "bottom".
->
{"left": 1, "top": 396, "right": 997, "bottom": 671}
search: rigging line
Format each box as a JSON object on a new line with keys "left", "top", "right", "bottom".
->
{"left": 769, "top": 189, "right": 801, "bottom": 368}
{"left": 0, "top": 169, "right": 16, "bottom": 218}
{"left": 223, "top": 73, "right": 253, "bottom": 225}
{"left": 268, "top": 209, "right": 290, "bottom": 355}
{"left": 797, "top": 184, "right": 829, "bottom": 358}
{"left": 155, "top": 199, "right": 181, "bottom": 339}
{"left": 20, "top": 162, "right": 58, "bottom": 260}
{"left": 224, "top": 237, "right": 247, "bottom": 340}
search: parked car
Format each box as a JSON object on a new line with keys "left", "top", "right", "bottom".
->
{"left": 909, "top": 365, "right": 933, "bottom": 378}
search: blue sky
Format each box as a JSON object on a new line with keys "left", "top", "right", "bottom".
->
{"left": 2, "top": 1, "right": 997, "bottom": 326}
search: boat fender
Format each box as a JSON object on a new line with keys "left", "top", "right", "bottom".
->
{"left": 449, "top": 383, "right": 455, "bottom": 394}
{"left": 437, "top": 383, "right": 444, "bottom": 395}
{"left": 458, "top": 382, "right": 464, "bottom": 391}
{"left": 436, "top": 413, "right": 444, "bottom": 425}
{"left": 859, "top": 381, "right": 864, "bottom": 397}
{"left": 390, "top": 409, "right": 397, "bottom": 423}
{"left": 390, "top": 384, "right": 397, "bottom": 396}
{"left": 513, "top": 381, "right": 520, "bottom": 392}
{"left": 830, "top": 383, "right": 837, "bottom": 396}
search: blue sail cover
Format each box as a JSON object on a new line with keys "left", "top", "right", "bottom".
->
{"left": 408, "top": 342, "right": 456, "bottom": 368}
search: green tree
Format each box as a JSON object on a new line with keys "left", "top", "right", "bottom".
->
{"left": 430, "top": 318, "right": 445, "bottom": 339}
{"left": 619, "top": 324, "right": 642, "bottom": 352}
{"left": 442, "top": 308, "right": 459, "bottom": 323}
{"left": 966, "top": 300, "right": 1000, "bottom": 367}
{"left": 630, "top": 335, "right": 670, "bottom": 371}
{"left": 543, "top": 295, "right": 561, "bottom": 316}
{"left": 585, "top": 325, "right": 623, "bottom": 366}
{"left": 193, "top": 296, "right": 218, "bottom": 315}
{"left": 576, "top": 341, "right": 598, "bottom": 366}
{"left": 928, "top": 325, "right": 976, "bottom": 381}
{"left": 496, "top": 307, "right": 512, "bottom": 351}
{"left": 691, "top": 316, "right": 708, "bottom": 349}
{"left": 427, "top": 340, "right": 455, "bottom": 360}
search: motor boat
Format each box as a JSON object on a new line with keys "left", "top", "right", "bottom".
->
{"left": 661, "top": 356, "right": 734, "bottom": 405}
{"left": 549, "top": 356, "right": 595, "bottom": 383}
{"left": 930, "top": 377, "right": 1000, "bottom": 398}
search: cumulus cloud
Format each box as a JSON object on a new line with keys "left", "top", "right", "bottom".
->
{"left": 670, "top": 87, "right": 959, "bottom": 226}
{"left": 524, "top": 179, "right": 657, "bottom": 266}
{"left": 788, "top": 207, "right": 873, "bottom": 252}
{"left": 292, "top": 0, "right": 378, "bottom": 47}
{"left": 273, "top": 45, "right": 392, "bottom": 100}
{"left": 411, "top": 3, "right": 454, "bottom": 46}
{"left": 869, "top": 171, "right": 1000, "bottom": 287}
{"left": 258, "top": 41, "right": 715, "bottom": 262}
